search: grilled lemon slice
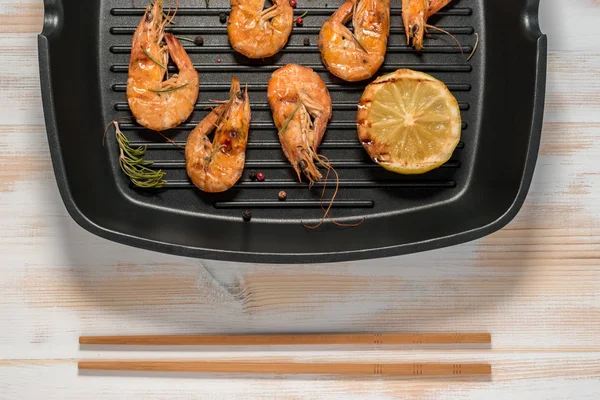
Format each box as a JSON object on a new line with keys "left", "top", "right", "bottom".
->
{"left": 357, "top": 69, "right": 461, "bottom": 174}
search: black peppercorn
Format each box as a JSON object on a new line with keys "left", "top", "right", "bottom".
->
{"left": 242, "top": 209, "right": 252, "bottom": 221}
{"left": 194, "top": 36, "right": 204, "bottom": 46}
{"left": 303, "top": 38, "right": 310, "bottom": 46}
{"left": 219, "top": 12, "right": 228, "bottom": 23}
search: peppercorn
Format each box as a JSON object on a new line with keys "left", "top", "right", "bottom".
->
{"left": 290, "top": 0, "right": 297, "bottom": 7}
{"left": 249, "top": 170, "right": 257, "bottom": 180}
{"left": 256, "top": 172, "right": 265, "bottom": 182}
{"left": 303, "top": 37, "right": 310, "bottom": 46}
{"left": 278, "top": 191, "right": 287, "bottom": 201}
{"left": 295, "top": 17, "right": 304, "bottom": 26}
{"left": 194, "top": 36, "right": 204, "bottom": 46}
{"left": 242, "top": 209, "right": 252, "bottom": 221}
{"left": 219, "top": 12, "right": 228, "bottom": 23}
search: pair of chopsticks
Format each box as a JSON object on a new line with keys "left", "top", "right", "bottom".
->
{"left": 79, "top": 333, "right": 492, "bottom": 376}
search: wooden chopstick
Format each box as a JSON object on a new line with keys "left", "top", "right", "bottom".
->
{"left": 78, "top": 361, "right": 491, "bottom": 376}
{"left": 79, "top": 333, "right": 491, "bottom": 346}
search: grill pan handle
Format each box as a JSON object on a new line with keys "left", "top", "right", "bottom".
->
{"left": 524, "top": 0, "right": 544, "bottom": 39}
{"left": 511, "top": 0, "right": 546, "bottom": 231}
{"left": 39, "top": 0, "right": 76, "bottom": 236}
{"left": 40, "top": 0, "right": 64, "bottom": 39}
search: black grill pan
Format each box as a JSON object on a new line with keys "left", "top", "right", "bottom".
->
{"left": 38, "top": 0, "right": 547, "bottom": 263}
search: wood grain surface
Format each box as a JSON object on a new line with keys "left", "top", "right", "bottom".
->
{"left": 0, "top": 0, "right": 599, "bottom": 398}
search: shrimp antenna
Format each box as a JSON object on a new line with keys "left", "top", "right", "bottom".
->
{"left": 153, "top": 129, "right": 185, "bottom": 150}
{"left": 317, "top": 155, "right": 365, "bottom": 228}
{"left": 303, "top": 154, "right": 365, "bottom": 229}
{"left": 467, "top": 33, "right": 479, "bottom": 61}
{"left": 302, "top": 155, "right": 336, "bottom": 230}
{"left": 425, "top": 24, "right": 464, "bottom": 56}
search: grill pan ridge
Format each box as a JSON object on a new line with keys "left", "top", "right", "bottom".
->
{"left": 38, "top": 0, "right": 547, "bottom": 263}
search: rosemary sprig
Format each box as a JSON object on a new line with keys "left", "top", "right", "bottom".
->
{"left": 351, "top": 32, "right": 369, "bottom": 54}
{"left": 149, "top": 82, "right": 191, "bottom": 93}
{"left": 277, "top": 101, "right": 303, "bottom": 136}
{"left": 348, "top": 4, "right": 368, "bottom": 54}
{"left": 140, "top": 45, "right": 166, "bottom": 69}
{"left": 205, "top": 0, "right": 210, "bottom": 6}
{"left": 113, "top": 122, "right": 166, "bottom": 189}
{"left": 299, "top": 11, "right": 308, "bottom": 18}
{"left": 174, "top": 35, "right": 196, "bottom": 44}
{"left": 205, "top": 144, "right": 226, "bottom": 163}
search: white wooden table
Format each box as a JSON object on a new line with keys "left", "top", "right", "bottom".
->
{"left": 1, "top": 0, "right": 599, "bottom": 398}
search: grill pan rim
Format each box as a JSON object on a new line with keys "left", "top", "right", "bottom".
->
{"left": 38, "top": 0, "right": 547, "bottom": 263}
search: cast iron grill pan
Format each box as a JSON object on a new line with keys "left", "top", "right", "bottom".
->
{"left": 38, "top": 0, "right": 547, "bottom": 263}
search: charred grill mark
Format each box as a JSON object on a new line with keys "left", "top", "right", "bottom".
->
{"left": 357, "top": 118, "right": 372, "bottom": 128}
{"left": 372, "top": 77, "right": 429, "bottom": 86}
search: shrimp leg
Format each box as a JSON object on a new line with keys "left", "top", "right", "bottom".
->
{"left": 300, "top": 94, "right": 330, "bottom": 154}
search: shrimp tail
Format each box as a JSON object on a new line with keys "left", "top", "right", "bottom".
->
{"left": 301, "top": 95, "right": 332, "bottom": 153}
{"left": 164, "top": 33, "right": 194, "bottom": 71}
{"left": 426, "top": 0, "right": 454, "bottom": 17}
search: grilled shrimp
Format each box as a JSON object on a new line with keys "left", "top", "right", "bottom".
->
{"left": 127, "top": 0, "right": 199, "bottom": 131}
{"left": 402, "top": 0, "right": 454, "bottom": 50}
{"left": 268, "top": 64, "right": 332, "bottom": 184}
{"left": 228, "top": 0, "right": 294, "bottom": 59}
{"left": 186, "top": 77, "right": 251, "bottom": 193}
{"left": 319, "top": 0, "right": 390, "bottom": 82}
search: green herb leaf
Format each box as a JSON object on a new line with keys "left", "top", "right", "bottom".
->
{"left": 349, "top": 4, "right": 367, "bottom": 54}
{"left": 277, "top": 101, "right": 303, "bottom": 136}
{"left": 299, "top": 11, "right": 308, "bottom": 18}
{"left": 149, "top": 82, "right": 191, "bottom": 93}
{"left": 351, "top": 33, "right": 369, "bottom": 54}
{"left": 174, "top": 35, "right": 196, "bottom": 44}
{"left": 140, "top": 46, "right": 167, "bottom": 69}
{"left": 204, "top": 144, "right": 226, "bottom": 163}
{"left": 113, "top": 122, "right": 166, "bottom": 189}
